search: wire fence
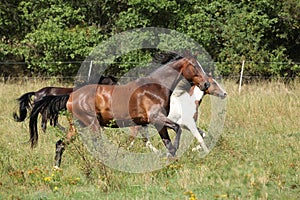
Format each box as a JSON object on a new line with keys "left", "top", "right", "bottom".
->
{"left": 1, "top": 60, "right": 300, "bottom": 65}
{"left": 1, "top": 76, "right": 299, "bottom": 86}
{"left": 0, "top": 61, "right": 299, "bottom": 84}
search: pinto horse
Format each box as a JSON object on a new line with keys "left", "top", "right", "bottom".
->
{"left": 128, "top": 76, "right": 227, "bottom": 153}
{"left": 29, "top": 53, "right": 211, "bottom": 167}
{"left": 13, "top": 76, "right": 117, "bottom": 132}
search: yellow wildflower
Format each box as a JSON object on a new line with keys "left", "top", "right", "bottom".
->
{"left": 184, "top": 190, "right": 197, "bottom": 200}
{"left": 44, "top": 176, "right": 52, "bottom": 182}
{"left": 27, "top": 170, "right": 34, "bottom": 175}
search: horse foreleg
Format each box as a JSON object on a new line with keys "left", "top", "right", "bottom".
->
{"left": 173, "top": 124, "right": 182, "bottom": 151}
{"left": 155, "top": 126, "right": 177, "bottom": 156}
{"left": 184, "top": 122, "right": 209, "bottom": 153}
{"left": 151, "top": 110, "right": 182, "bottom": 156}
{"left": 197, "top": 128, "right": 206, "bottom": 138}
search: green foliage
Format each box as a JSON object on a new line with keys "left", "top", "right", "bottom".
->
{"left": 17, "top": 0, "right": 104, "bottom": 75}
{"left": 115, "top": 0, "right": 179, "bottom": 30}
{"left": 178, "top": 0, "right": 300, "bottom": 77}
{"left": 0, "top": 0, "right": 299, "bottom": 77}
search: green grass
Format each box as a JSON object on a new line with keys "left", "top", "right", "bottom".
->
{"left": 0, "top": 79, "right": 299, "bottom": 199}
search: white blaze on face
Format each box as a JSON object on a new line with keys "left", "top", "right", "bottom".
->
{"left": 196, "top": 61, "right": 206, "bottom": 75}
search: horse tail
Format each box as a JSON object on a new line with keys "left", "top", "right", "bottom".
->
{"left": 13, "top": 92, "right": 35, "bottom": 122}
{"left": 29, "top": 94, "right": 70, "bottom": 148}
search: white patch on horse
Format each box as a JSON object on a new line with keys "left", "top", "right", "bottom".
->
{"left": 168, "top": 79, "right": 208, "bottom": 153}
{"left": 129, "top": 78, "right": 210, "bottom": 153}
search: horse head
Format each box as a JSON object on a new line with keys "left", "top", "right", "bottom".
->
{"left": 180, "top": 56, "right": 211, "bottom": 92}
{"left": 204, "top": 74, "right": 227, "bottom": 99}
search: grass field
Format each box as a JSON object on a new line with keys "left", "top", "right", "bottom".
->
{"left": 0, "top": 79, "right": 299, "bottom": 199}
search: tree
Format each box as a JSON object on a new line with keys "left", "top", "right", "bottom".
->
{"left": 0, "top": 0, "right": 299, "bottom": 77}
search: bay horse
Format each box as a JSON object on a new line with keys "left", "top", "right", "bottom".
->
{"left": 29, "top": 53, "right": 211, "bottom": 167}
{"left": 13, "top": 76, "right": 117, "bottom": 132}
{"left": 128, "top": 75, "right": 227, "bottom": 153}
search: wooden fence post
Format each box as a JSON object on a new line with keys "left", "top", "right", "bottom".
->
{"left": 239, "top": 60, "right": 245, "bottom": 94}
{"left": 88, "top": 61, "right": 93, "bottom": 81}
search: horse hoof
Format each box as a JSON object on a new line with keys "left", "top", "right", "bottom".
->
{"left": 166, "top": 152, "right": 173, "bottom": 157}
{"left": 197, "top": 128, "right": 206, "bottom": 138}
{"left": 192, "top": 145, "right": 202, "bottom": 151}
{"left": 53, "top": 166, "right": 61, "bottom": 170}
{"left": 167, "top": 154, "right": 178, "bottom": 162}
{"left": 152, "top": 148, "right": 159, "bottom": 153}
{"left": 145, "top": 141, "right": 159, "bottom": 153}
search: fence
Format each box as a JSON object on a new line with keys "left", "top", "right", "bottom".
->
{"left": 0, "top": 61, "right": 299, "bottom": 85}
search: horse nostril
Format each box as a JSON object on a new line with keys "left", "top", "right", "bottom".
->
{"left": 221, "top": 92, "right": 227, "bottom": 99}
{"left": 204, "top": 82, "right": 210, "bottom": 90}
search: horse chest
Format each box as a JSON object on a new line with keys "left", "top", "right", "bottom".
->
{"left": 168, "top": 88, "right": 202, "bottom": 124}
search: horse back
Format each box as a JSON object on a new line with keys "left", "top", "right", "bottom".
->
{"left": 35, "top": 87, "right": 73, "bottom": 101}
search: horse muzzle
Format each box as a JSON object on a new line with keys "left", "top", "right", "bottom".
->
{"left": 219, "top": 92, "right": 227, "bottom": 99}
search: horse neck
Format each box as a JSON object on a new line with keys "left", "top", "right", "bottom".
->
{"left": 172, "top": 78, "right": 192, "bottom": 97}
{"left": 148, "top": 62, "right": 184, "bottom": 92}
{"left": 191, "top": 85, "right": 204, "bottom": 100}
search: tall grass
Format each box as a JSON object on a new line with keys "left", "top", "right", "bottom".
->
{"left": 0, "top": 79, "right": 299, "bottom": 199}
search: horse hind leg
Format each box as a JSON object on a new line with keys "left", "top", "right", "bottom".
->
{"left": 145, "top": 140, "right": 159, "bottom": 153}
{"left": 54, "top": 115, "right": 77, "bottom": 168}
{"left": 127, "top": 126, "right": 139, "bottom": 150}
{"left": 141, "top": 125, "right": 159, "bottom": 153}
{"left": 127, "top": 126, "right": 158, "bottom": 153}
{"left": 41, "top": 109, "right": 59, "bottom": 133}
{"left": 54, "top": 139, "right": 65, "bottom": 168}
{"left": 54, "top": 131, "right": 75, "bottom": 168}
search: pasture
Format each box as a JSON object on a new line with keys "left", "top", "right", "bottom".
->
{"left": 0, "top": 79, "right": 299, "bottom": 199}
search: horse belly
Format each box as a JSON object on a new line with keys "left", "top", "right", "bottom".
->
{"left": 95, "top": 92, "right": 139, "bottom": 127}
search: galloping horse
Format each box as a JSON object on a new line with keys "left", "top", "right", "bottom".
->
{"left": 29, "top": 53, "right": 211, "bottom": 167}
{"left": 13, "top": 76, "right": 117, "bottom": 131}
{"left": 168, "top": 76, "right": 226, "bottom": 152}
{"left": 128, "top": 75, "right": 227, "bottom": 153}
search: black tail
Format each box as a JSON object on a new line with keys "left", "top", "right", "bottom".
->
{"left": 29, "top": 94, "right": 69, "bottom": 148}
{"left": 13, "top": 92, "right": 35, "bottom": 122}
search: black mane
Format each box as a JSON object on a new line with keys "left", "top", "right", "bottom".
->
{"left": 152, "top": 52, "right": 183, "bottom": 65}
